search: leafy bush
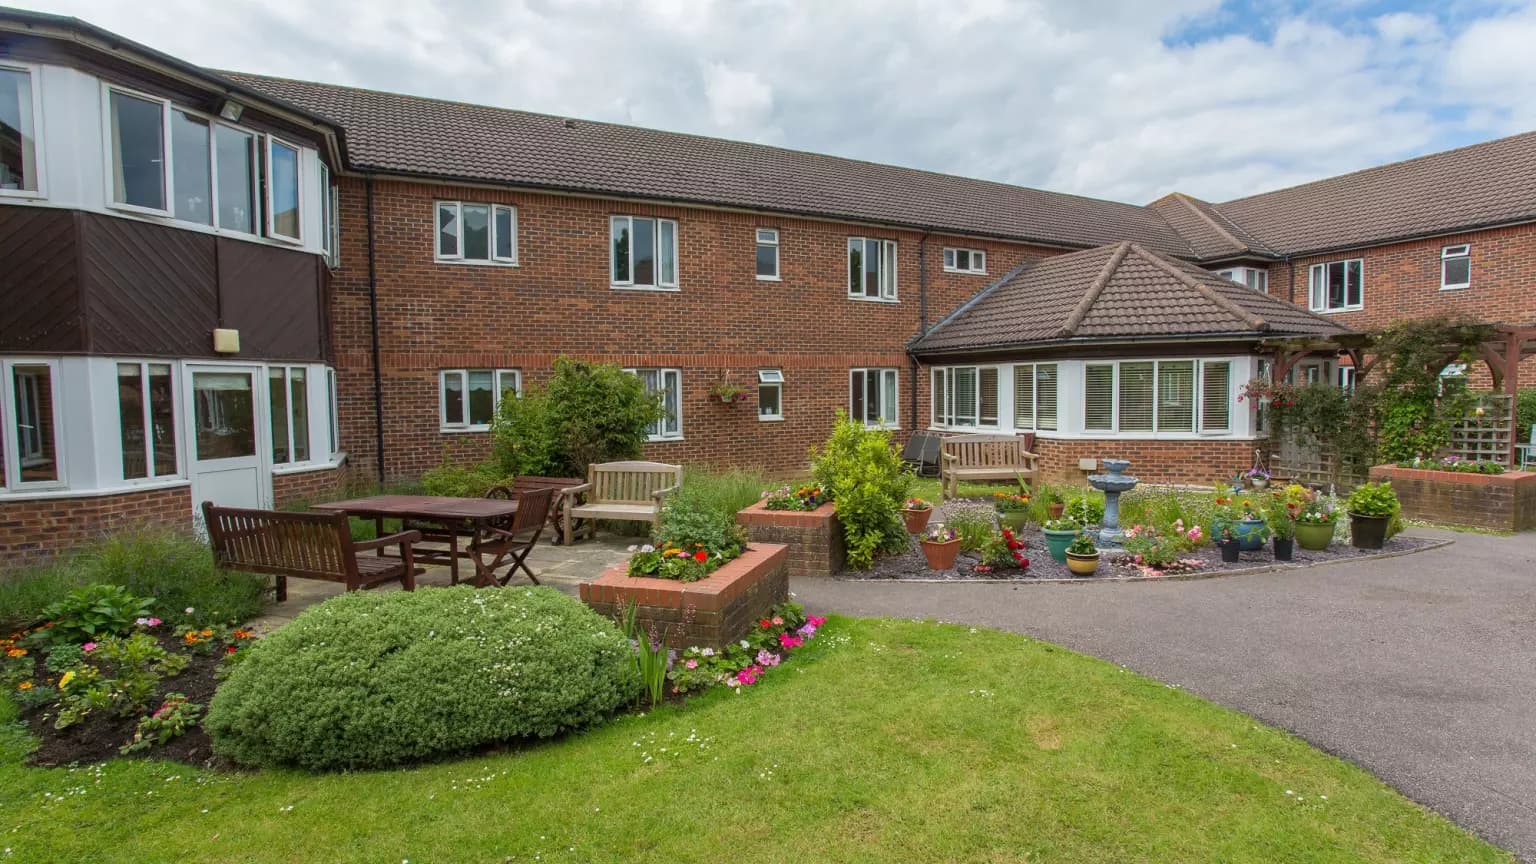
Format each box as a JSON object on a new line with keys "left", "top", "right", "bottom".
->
{"left": 0, "top": 563, "right": 91, "bottom": 634}
{"left": 1345, "top": 481, "right": 1400, "bottom": 518}
{"left": 205, "top": 586, "right": 637, "bottom": 770}
{"left": 1063, "top": 494, "right": 1104, "bottom": 527}
{"left": 979, "top": 528, "right": 1029, "bottom": 569}
{"left": 420, "top": 459, "right": 513, "bottom": 497}
{"left": 492, "top": 358, "right": 662, "bottom": 477}
{"left": 120, "top": 693, "right": 203, "bottom": 755}
{"left": 810, "top": 415, "right": 913, "bottom": 569}
{"left": 655, "top": 485, "right": 747, "bottom": 559}
{"left": 1518, "top": 388, "right": 1536, "bottom": 443}
{"left": 42, "top": 584, "right": 153, "bottom": 645}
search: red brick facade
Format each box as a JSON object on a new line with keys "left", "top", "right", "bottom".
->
{"left": 271, "top": 464, "right": 351, "bottom": 509}
{"left": 0, "top": 485, "right": 192, "bottom": 565}
{"left": 1032, "top": 438, "right": 1258, "bottom": 486}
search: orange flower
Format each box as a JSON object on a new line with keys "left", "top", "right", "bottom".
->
{"left": 5, "top": 647, "right": 26, "bottom": 658}
{"left": 233, "top": 629, "right": 254, "bottom": 640}
{"left": 200, "top": 629, "right": 213, "bottom": 638}
{"left": 16, "top": 681, "right": 32, "bottom": 691}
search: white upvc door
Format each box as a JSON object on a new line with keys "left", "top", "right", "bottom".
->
{"left": 184, "top": 364, "right": 269, "bottom": 518}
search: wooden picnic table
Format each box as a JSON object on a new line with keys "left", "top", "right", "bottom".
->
{"left": 313, "top": 495, "right": 519, "bottom": 587}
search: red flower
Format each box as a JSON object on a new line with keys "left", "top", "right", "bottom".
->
{"left": 226, "top": 645, "right": 237, "bottom": 654}
{"left": 694, "top": 550, "right": 708, "bottom": 563}
{"left": 759, "top": 619, "right": 772, "bottom": 629}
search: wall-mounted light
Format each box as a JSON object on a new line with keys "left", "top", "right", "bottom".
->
{"left": 217, "top": 99, "right": 244, "bottom": 123}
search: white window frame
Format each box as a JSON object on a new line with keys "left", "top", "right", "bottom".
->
{"left": 942, "top": 247, "right": 987, "bottom": 275}
{"left": 320, "top": 162, "right": 339, "bottom": 267}
{"left": 626, "top": 368, "right": 683, "bottom": 440}
{"left": 929, "top": 365, "right": 1000, "bottom": 429}
{"left": 435, "top": 200, "right": 518, "bottom": 265}
{"left": 439, "top": 368, "right": 520, "bottom": 432}
{"left": 1217, "top": 266, "right": 1268, "bottom": 293}
{"left": 0, "top": 60, "right": 45, "bottom": 199}
{"left": 850, "top": 367, "right": 899, "bottom": 428}
{"left": 267, "top": 366, "right": 314, "bottom": 466}
{"left": 264, "top": 135, "right": 303, "bottom": 244}
{"left": 326, "top": 367, "right": 339, "bottom": 455}
{"left": 757, "top": 369, "right": 784, "bottom": 420}
{"left": 1440, "top": 244, "right": 1470, "bottom": 290}
{"left": 610, "top": 216, "right": 680, "bottom": 291}
{"left": 1338, "top": 365, "right": 1357, "bottom": 391}
{"left": 755, "top": 228, "right": 780, "bottom": 281}
{"left": 1081, "top": 358, "right": 1231, "bottom": 436}
{"left": 1308, "top": 258, "right": 1364, "bottom": 313}
{"left": 116, "top": 361, "right": 181, "bottom": 483}
{"left": 847, "top": 237, "right": 898, "bottom": 301}
{"left": 0, "top": 358, "right": 66, "bottom": 492}
{"left": 103, "top": 84, "right": 172, "bottom": 217}
{"left": 1009, "top": 362, "right": 1059, "bottom": 432}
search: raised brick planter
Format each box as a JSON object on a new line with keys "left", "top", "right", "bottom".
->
{"left": 1368, "top": 464, "right": 1536, "bottom": 532}
{"left": 579, "top": 543, "right": 788, "bottom": 650}
{"left": 735, "top": 500, "right": 845, "bottom": 578}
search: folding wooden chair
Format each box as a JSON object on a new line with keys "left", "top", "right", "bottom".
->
{"left": 470, "top": 487, "right": 554, "bottom": 586}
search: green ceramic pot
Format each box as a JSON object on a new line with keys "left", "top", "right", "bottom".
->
{"left": 1293, "top": 521, "right": 1334, "bottom": 551}
{"left": 1042, "top": 528, "right": 1078, "bottom": 564}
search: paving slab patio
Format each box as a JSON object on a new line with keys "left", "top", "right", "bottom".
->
{"left": 792, "top": 527, "right": 1536, "bottom": 861}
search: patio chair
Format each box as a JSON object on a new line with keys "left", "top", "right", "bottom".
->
{"left": 901, "top": 431, "right": 943, "bottom": 477}
{"left": 1519, "top": 424, "right": 1536, "bottom": 469}
{"left": 469, "top": 487, "right": 555, "bottom": 586}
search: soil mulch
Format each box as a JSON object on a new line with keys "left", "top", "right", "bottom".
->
{"left": 846, "top": 505, "right": 1441, "bottom": 582}
{"left": 20, "top": 636, "right": 226, "bottom": 770}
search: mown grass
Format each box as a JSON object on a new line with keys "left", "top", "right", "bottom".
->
{"left": 0, "top": 617, "right": 1509, "bottom": 863}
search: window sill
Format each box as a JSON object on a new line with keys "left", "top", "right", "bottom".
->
{"left": 1439, "top": 284, "right": 1470, "bottom": 291}
{"left": 1310, "top": 305, "right": 1363, "bottom": 315}
{"left": 612, "top": 284, "right": 681, "bottom": 293}
{"left": 646, "top": 436, "right": 685, "bottom": 443}
{"left": 942, "top": 268, "right": 988, "bottom": 276}
{"left": 435, "top": 257, "right": 520, "bottom": 268}
{"left": 755, "top": 274, "right": 782, "bottom": 282}
{"left": 0, "top": 478, "right": 190, "bottom": 502}
{"left": 271, "top": 457, "right": 347, "bottom": 476}
{"left": 758, "top": 415, "right": 785, "bottom": 422}
{"left": 0, "top": 188, "right": 43, "bottom": 200}
{"left": 848, "top": 295, "right": 899, "bottom": 304}
{"left": 94, "top": 203, "right": 314, "bottom": 254}
{"left": 439, "top": 425, "right": 493, "bottom": 434}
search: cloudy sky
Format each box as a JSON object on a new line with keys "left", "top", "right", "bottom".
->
{"left": 19, "top": 0, "right": 1536, "bottom": 204}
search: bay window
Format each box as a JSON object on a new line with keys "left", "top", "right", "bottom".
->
{"left": 440, "top": 369, "right": 520, "bottom": 431}
{"left": 612, "top": 216, "right": 679, "bottom": 289}
{"left": 0, "top": 64, "right": 40, "bottom": 195}
{"left": 214, "top": 125, "right": 257, "bottom": 234}
{"left": 1084, "top": 359, "right": 1232, "bottom": 434}
{"left": 1308, "top": 259, "right": 1363, "bottom": 312}
{"left": 628, "top": 368, "right": 682, "bottom": 440}
{"left": 266, "top": 137, "right": 301, "bottom": 241}
{"left": 851, "top": 368, "right": 899, "bottom": 427}
{"left": 2, "top": 360, "right": 62, "bottom": 489}
{"left": 117, "top": 362, "right": 178, "bottom": 480}
{"left": 1011, "top": 363, "right": 1057, "bottom": 431}
{"left": 848, "top": 238, "right": 897, "bottom": 300}
{"left": 437, "top": 201, "right": 517, "bottom": 264}
{"left": 931, "top": 366, "right": 998, "bottom": 428}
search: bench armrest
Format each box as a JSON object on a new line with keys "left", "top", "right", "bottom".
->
{"left": 354, "top": 529, "right": 422, "bottom": 552}
{"left": 941, "top": 451, "right": 959, "bottom": 463}
{"left": 652, "top": 484, "right": 680, "bottom": 501}
{"left": 560, "top": 483, "right": 592, "bottom": 499}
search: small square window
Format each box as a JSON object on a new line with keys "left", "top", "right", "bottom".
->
{"left": 755, "top": 228, "right": 780, "bottom": 280}
{"left": 942, "top": 247, "right": 986, "bottom": 275}
{"left": 757, "top": 369, "right": 783, "bottom": 420}
{"left": 1441, "top": 245, "right": 1470, "bottom": 290}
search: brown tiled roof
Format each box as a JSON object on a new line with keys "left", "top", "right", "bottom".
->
{"left": 1147, "top": 193, "right": 1276, "bottom": 260}
{"left": 911, "top": 241, "right": 1353, "bottom": 355}
{"left": 223, "top": 72, "right": 1195, "bottom": 256}
{"left": 1212, "top": 131, "right": 1536, "bottom": 255}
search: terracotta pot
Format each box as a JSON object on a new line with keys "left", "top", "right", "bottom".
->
{"left": 920, "top": 538, "right": 961, "bottom": 570}
{"left": 1047, "top": 502, "right": 1065, "bottom": 520}
{"left": 1065, "top": 551, "right": 1100, "bottom": 576}
{"left": 900, "top": 507, "right": 933, "bottom": 534}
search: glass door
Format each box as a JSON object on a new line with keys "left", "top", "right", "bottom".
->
{"left": 185, "top": 366, "right": 266, "bottom": 514}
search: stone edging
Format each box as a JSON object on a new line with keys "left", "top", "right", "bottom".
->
{"left": 829, "top": 537, "right": 1455, "bottom": 585}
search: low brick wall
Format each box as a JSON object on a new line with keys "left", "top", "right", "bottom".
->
{"left": 1033, "top": 437, "right": 1259, "bottom": 486}
{"left": 1367, "top": 465, "right": 1536, "bottom": 532}
{"left": 272, "top": 462, "right": 350, "bottom": 508}
{"left": 0, "top": 485, "right": 193, "bottom": 568}
{"left": 735, "top": 500, "right": 845, "bottom": 578}
{"left": 579, "top": 543, "right": 788, "bottom": 650}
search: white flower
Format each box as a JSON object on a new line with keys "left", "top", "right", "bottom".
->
{"left": 627, "top": 545, "right": 638, "bottom": 553}
{"left": 185, "top": 607, "right": 195, "bottom": 615}
{"left": 739, "top": 640, "right": 749, "bottom": 649}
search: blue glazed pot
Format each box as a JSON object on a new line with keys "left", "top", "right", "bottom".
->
{"left": 1232, "top": 518, "right": 1267, "bottom": 551}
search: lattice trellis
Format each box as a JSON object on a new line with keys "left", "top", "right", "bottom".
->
{"left": 1448, "top": 393, "right": 1514, "bottom": 465}
{"left": 1270, "top": 435, "right": 1366, "bottom": 490}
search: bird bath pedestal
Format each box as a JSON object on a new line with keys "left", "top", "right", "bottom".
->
{"left": 1088, "top": 458, "right": 1139, "bottom": 547}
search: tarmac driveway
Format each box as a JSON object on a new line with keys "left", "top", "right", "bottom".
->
{"left": 794, "top": 528, "right": 1536, "bottom": 860}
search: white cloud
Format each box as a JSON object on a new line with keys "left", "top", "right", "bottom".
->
{"left": 14, "top": 0, "right": 1532, "bottom": 204}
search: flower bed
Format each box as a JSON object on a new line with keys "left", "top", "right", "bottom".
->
{"left": 581, "top": 543, "right": 789, "bottom": 649}
{"left": 736, "top": 500, "right": 845, "bottom": 578}
{"left": 1368, "top": 464, "right": 1536, "bottom": 532}
{"left": 668, "top": 604, "right": 827, "bottom": 694}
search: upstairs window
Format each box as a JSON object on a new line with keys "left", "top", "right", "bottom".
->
{"left": 108, "top": 90, "right": 166, "bottom": 212}
{"left": 3, "top": 360, "right": 62, "bottom": 489}
{"left": 117, "top": 362, "right": 178, "bottom": 480}
{"left": 942, "top": 247, "right": 986, "bottom": 274}
{"left": 848, "top": 238, "right": 897, "bottom": 300}
{"left": 612, "top": 216, "right": 678, "bottom": 289}
{"left": 627, "top": 368, "right": 682, "bottom": 440}
{"left": 437, "top": 201, "right": 517, "bottom": 264}
{"left": 757, "top": 369, "right": 783, "bottom": 420}
{"left": 214, "top": 125, "right": 257, "bottom": 234}
{"left": 266, "top": 137, "right": 301, "bottom": 242}
{"left": 850, "top": 368, "right": 899, "bottom": 427}
{"left": 440, "top": 369, "right": 520, "bottom": 431}
{"left": 0, "top": 64, "right": 40, "bottom": 195}
{"left": 1308, "top": 259, "right": 1363, "bottom": 312}
{"left": 320, "top": 163, "right": 339, "bottom": 267}
{"left": 1218, "top": 266, "right": 1268, "bottom": 293}
{"left": 755, "top": 229, "right": 780, "bottom": 280}
{"left": 1441, "top": 245, "right": 1470, "bottom": 290}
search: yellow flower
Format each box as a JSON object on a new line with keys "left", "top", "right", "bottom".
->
{"left": 17, "top": 681, "right": 32, "bottom": 691}
{"left": 58, "top": 670, "right": 75, "bottom": 689}
{"left": 200, "top": 629, "right": 213, "bottom": 638}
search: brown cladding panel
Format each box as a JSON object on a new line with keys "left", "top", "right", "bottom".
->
{"left": 79, "top": 214, "right": 218, "bottom": 356}
{"left": 217, "top": 238, "right": 324, "bottom": 361}
{"left": 0, "top": 206, "right": 84, "bottom": 352}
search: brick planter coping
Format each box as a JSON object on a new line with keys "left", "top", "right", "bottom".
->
{"left": 1368, "top": 464, "right": 1536, "bottom": 532}
{"left": 736, "top": 499, "right": 845, "bottom": 578}
{"left": 579, "top": 543, "right": 788, "bottom": 649}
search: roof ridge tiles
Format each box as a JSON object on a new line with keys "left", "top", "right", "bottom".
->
{"left": 1129, "top": 244, "right": 1269, "bottom": 332}
{"left": 1058, "top": 241, "right": 1132, "bottom": 338}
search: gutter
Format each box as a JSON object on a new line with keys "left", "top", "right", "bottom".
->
{"left": 910, "top": 330, "right": 1342, "bottom": 360}
{"left": 365, "top": 175, "right": 386, "bottom": 484}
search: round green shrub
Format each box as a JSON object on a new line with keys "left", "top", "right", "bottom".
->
{"left": 205, "top": 586, "right": 637, "bottom": 770}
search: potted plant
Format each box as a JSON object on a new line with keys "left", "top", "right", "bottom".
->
{"left": 708, "top": 380, "right": 751, "bottom": 404}
{"left": 1214, "top": 526, "right": 1241, "bottom": 563}
{"left": 1293, "top": 500, "right": 1336, "bottom": 551}
{"left": 1345, "top": 481, "right": 1399, "bottom": 550}
{"left": 1064, "top": 531, "right": 1100, "bottom": 576}
{"left": 992, "top": 491, "right": 1031, "bottom": 532}
{"left": 920, "top": 524, "right": 961, "bottom": 570}
{"left": 900, "top": 497, "right": 934, "bottom": 533}
{"left": 1211, "top": 499, "right": 1268, "bottom": 552}
{"left": 1265, "top": 496, "right": 1295, "bottom": 561}
{"left": 1041, "top": 518, "right": 1080, "bottom": 563}
{"left": 1245, "top": 467, "right": 1271, "bottom": 490}
{"left": 1043, "top": 490, "right": 1065, "bottom": 521}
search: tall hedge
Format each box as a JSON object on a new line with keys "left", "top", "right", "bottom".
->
{"left": 205, "top": 587, "right": 637, "bottom": 770}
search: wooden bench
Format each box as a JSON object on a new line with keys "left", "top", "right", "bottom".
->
{"left": 561, "top": 461, "right": 682, "bottom": 545}
{"left": 940, "top": 433, "right": 1039, "bottom": 499}
{"left": 202, "top": 501, "right": 422, "bottom": 602}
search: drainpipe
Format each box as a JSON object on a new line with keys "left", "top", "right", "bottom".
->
{"left": 912, "top": 232, "right": 931, "bottom": 430}
{"left": 365, "top": 175, "right": 386, "bottom": 484}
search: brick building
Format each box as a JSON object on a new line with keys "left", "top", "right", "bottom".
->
{"left": 2, "top": 9, "right": 1533, "bottom": 559}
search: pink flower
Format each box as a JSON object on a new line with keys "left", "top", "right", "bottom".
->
{"left": 797, "top": 623, "right": 817, "bottom": 639}
{"left": 778, "top": 632, "right": 804, "bottom": 650}
{"left": 81, "top": 642, "right": 97, "bottom": 652}
{"left": 756, "top": 649, "right": 781, "bottom": 667}
{"left": 771, "top": 616, "right": 784, "bottom": 626}
{"left": 807, "top": 615, "right": 827, "bottom": 627}
{"left": 685, "top": 659, "right": 698, "bottom": 669}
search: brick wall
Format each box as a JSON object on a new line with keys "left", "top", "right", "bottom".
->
{"left": 1033, "top": 437, "right": 1259, "bottom": 486}
{"left": 0, "top": 485, "right": 192, "bottom": 567}
{"left": 329, "top": 177, "right": 1061, "bottom": 480}
{"left": 1368, "top": 465, "right": 1536, "bottom": 532}
{"left": 271, "top": 463, "right": 350, "bottom": 508}
{"left": 736, "top": 500, "right": 846, "bottom": 578}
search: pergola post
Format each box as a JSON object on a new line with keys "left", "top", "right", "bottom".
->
{"left": 1503, "top": 328, "right": 1522, "bottom": 466}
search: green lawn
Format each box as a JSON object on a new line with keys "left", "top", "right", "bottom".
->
{"left": 0, "top": 617, "right": 1508, "bottom": 863}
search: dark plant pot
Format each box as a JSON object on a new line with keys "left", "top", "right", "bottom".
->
{"left": 920, "top": 538, "right": 961, "bottom": 570}
{"left": 1272, "top": 537, "right": 1294, "bottom": 561}
{"left": 1041, "top": 528, "right": 1078, "bottom": 564}
{"left": 1047, "top": 502, "right": 1065, "bottom": 520}
{"left": 1293, "top": 521, "right": 1334, "bottom": 551}
{"left": 1065, "top": 551, "right": 1100, "bottom": 577}
{"left": 1217, "top": 541, "right": 1241, "bottom": 563}
{"left": 997, "top": 511, "right": 1030, "bottom": 533}
{"left": 1349, "top": 513, "right": 1389, "bottom": 550}
{"left": 900, "top": 507, "right": 933, "bottom": 534}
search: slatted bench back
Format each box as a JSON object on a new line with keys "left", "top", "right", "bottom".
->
{"left": 588, "top": 461, "right": 683, "bottom": 505}
{"left": 943, "top": 435, "right": 1029, "bottom": 469}
{"left": 202, "top": 501, "right": 357, "bottom": 583}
